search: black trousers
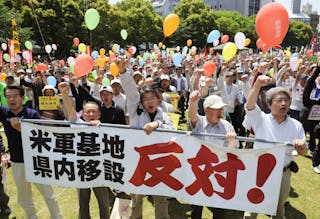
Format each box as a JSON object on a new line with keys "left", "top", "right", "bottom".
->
{"left": 0, "top": 170, "right": 9, "bottom": 210}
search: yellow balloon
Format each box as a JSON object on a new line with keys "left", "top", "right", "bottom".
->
{"left": 158, "top": 42, "right": 163, "bottom": 49}
{"left": 245, "top": 38, "right": 251, "bottom": 47}
{"left": 0, "top": 73, "right": 7, "bottom": 82}
{"left": 97, "top": 57, "right": 105, "bottom": 68}
{"left": 110, "top": 62, "right": 119, "bottom": 77}
{"left": 187, "top": 39, "right": 192, "bottom": 47}
{"left": 78, "top": 43, "right": 86, "bottom": 54}
{"left": 222, "top": 42, "right": 237, "bottom": 62}
{"left": 99, "top": 48, "right": 106, "bottom": 56}
{"left": 191, "top": 50, "right": 196, "bottom": 56}
{"left": 163, "top": 14, "right": 180, "bottom": 37}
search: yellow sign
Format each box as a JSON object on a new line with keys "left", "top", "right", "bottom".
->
{"left": 167, "top": 113, "right": 180, "bottom": 130}
{"left": 39, "top": 96, "right": 60, "bottom": 110}
{"left": 166, "top": 92, "right": 180, "bottom": 112}
{"left": 12, "top": 18, "right": 21, "bottom": 54}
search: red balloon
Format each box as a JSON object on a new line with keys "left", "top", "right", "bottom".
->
{"left": 255, "top": 3, "right": 289, "bottom": 47}
{"left": 261, "top": 43, "right": 269, "bottom": 53}
{"left": 74, "top": 54, "right": 94, "bottom": 77}
{"left": 221, "top": 35, "right": 229, "bottom": 44}
{"left": 203, "top": 61, "right": 216, "bottom": 77}
{"left": 36, "top": 63, "right": 48, "bottom": 72}
{"left": 73, "top": 37, "right": 80, "bottom": 46}
{"left": 306, "top": 49, "right": 313, "bottom": 57}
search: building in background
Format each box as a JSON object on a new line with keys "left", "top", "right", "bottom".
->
{"left": 151, "top": 0, "right": 274, "bottom": 16}
{"left": 288, "top": 0, "right": 311, "bottom": 24}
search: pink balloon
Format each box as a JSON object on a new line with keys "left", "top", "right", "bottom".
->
{"left": 203, "top": 61, "right": 216, "bottom": 77}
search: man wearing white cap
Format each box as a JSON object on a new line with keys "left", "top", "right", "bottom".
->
{"left": 111, "top": 78, "right": 127, "bottom": 114}
{"left": 188, "top": 91, "right": 239, "bottom": 219}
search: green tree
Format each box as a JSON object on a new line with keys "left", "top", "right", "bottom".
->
{"left": 283, "top": 20, "right": 313, "bottom": 47}
{"left": 173, "top": 0, "right": 217, "bottom": 47}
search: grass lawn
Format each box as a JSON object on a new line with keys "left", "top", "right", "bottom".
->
{"left": 1, "top": 128, "right": 319, "bottom": 219}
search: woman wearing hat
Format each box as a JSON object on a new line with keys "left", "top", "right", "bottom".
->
{"left": 39, "top": 85, "right": 65, "bottom": 120}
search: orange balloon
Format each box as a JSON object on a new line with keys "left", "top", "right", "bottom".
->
{"left": 187, "top": 39, "right": 192, "bottom": 47}
{"left": 99, "top": 48, "right": 106, "bottom": 56}
{"left": 163, "top": 14, "right": 180, "bottom": 37}
{"left": 261, "top": 43, "right": 269, "bottom": 53}
{"left": 97, "top": 57, "right": 105, "bottom": 68}
{"left": 158, "top": 42, "right": 163, "bottom": 49}
{"left": 110, "top": 62, "right": 119, "bottom": 77}
{"left": 0, "top": 73, "right": 7, "bottom": 82}
{"left": 306, "top": 49, "right": 313, "bottom": 57}
{"left": 245, "top": 38, "right": 251, "bottom": 47}
{"left": 191, "top": 50, "right": 196, "bottom": 56}
{"left": 221, "top": 35, "right": 229, "bottom": 44}
{"left": 203, "top": 61, "right": 216, "bottom": 77}
{"left": 255, "top": 3, "right": 289, "bottom": 47}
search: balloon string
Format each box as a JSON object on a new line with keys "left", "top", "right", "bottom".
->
{"left": 28, "top": 1, "right": 52, "bottom": 62}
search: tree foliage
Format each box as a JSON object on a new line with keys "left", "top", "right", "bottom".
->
{"left": 0, "top": 0, "right": 314, "bottom": 58}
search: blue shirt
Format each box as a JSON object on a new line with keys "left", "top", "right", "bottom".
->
{"left": 0, "top": 106, "right": 40, "bottom": 162}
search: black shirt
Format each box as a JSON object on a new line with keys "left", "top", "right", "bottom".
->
{"left": 100, "top": 105, "right": 126, "bottom": 125}
{"left": 0, "top": 106, "right": 40, "bottom": 162}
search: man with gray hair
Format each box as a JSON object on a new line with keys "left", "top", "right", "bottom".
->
{"left": 243, "top": 75, "right": 307, "bottom": 219}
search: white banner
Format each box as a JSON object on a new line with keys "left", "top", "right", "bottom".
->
{"left": 21, "top": 122, "right": 286, "bottom": 215}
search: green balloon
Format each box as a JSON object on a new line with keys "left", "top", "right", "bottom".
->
{"left": 3, "top": 53, "right": 10, "bottom": 62}
{"left": 91, "top": 70, "right": 98, "bottom": 79}
{"left": 25, "top": 41, "right": 33, "bottom": 50}
{"left": 85, "top": 8, "right": 100, "bottom": 30}
{"left": 102, "top": 78, "right": 110, "bottom": 86}
{"left": 120, "top": 29, "right": 128, "bottom": 40}
{"left": 70, "top": 62, "right": 75, "bottom": 75}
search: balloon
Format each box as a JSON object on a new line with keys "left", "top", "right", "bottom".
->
{"left": 59, "top": 59, "right": 65, "bottom": 67}
{"left": 52, "top": 44, "right": 57, "bottom": 51}
{"left": 245, "top": 38, "right": 251, "bottom": 46}
{"left": 191, "top": 50, "right": 196, "bottom": 56}
{"left": 97, "top": 57, "right": 105, "bottom": 68}
{"left": 158, "top": 42, "right": 163, "bottom": 49}
{"left": 45, "top": 45, "right": 52, "bottom": 54}
{"left": 69, "top": 62, "right": 75, "bottom": 75}
{"left": 289, "top": 56, "right": 299, "bottom": 71}
{"left": 213, "top": 39, "right": 219, "bottom": 47}
{"left": 187, "top": 39, "right": 192, "bottom": 47}
{"left": 3, "top": 54, "right": 10, "bottom": 62}
{"left": 255, "top": 3, "right": 289, "bottom": 47}
{"left": 261, "top": 43, "right": 269, "bottom": 53}
{"left": 207, "top": 30, "right": 220, "bottom": 43}
{"left": 74, "top": 54, "right": 94, "bottom": 77}
{"left": 102, "top": 78, "right": 111, "bottom": 86}
{"left": 131, "top": 46, "right": 137, "bottom": 54}
{"left": 139, "top": 58, "right": 144, "bottom": 66}
{"left": 222, "top": 42, "right": 237, "bottom": 62}
{"left": 91, "top": 70, "right": 98, "bottom": 79}
{"left": 176, "top": 46, "right": 180, "bottom": 52}
{"left": 256, "top": 38, "right": 263, "bottom": 49}
{"left": 0, "top": 73, "right": 7, "bottom": 82}
{"left": 306, "top": 49, "right": 313, "bottom": 57}
{"left": 112, "top": 44, "right": 120, "bottom": 53}
{"left": 73, "top": 37, "right": 80, "bottom": 46}
{"left": 47, "top": 76, "right": 57, "bottom": 87}
{"left": 1, "top": 43, "right": 7, "bottom": 51}
{"left": 110, "top": 62, "right": 119, "bottom": 77}
{"left": 162, "top": 45, "right": 166, "bottom": 50}
{"left": 99, "top": 48, "right": 106, "bottom": 56}
{"left": 36, "top": 63, "right": 48, "bottom": 72}
{"left": 25, "top": 41, "right": 33, "bottom": 50}
{"left": 163, "top": 13, "right": 180, "bottom": 37}
{"left": 221, "top": 35, "right": 229, "bottom": 44}
{"left": 291, "top": 53, "right": 299, "bottom": 58}
{"left": 203, "top": 61, "right": 217, "bottom": 77}
{"left": 234, "top": 32, "right": 246, "bottom": 49}
{"left": 78, "top": 43, "right": 86, "bottom": 54}
{"left": 84, "top": 8, "right": 100, "bottom": 30}
{"left": 67, "top": 56, "right": 75, "bottom": 64}
{"left": 120, "top": 29, "right": 128, "bottom": 40}
{"left": 22, "top": 51, "right": 30, "bottom": 59}
{"left": 91, "top": 50, "right": 99, "bottom": 60}
{"left": 173, "top": 54, "right": 185, "bottom": 67}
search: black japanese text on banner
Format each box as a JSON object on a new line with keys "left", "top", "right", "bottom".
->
{"left": 21, "top": 122, "right": 286, "bottom": 215}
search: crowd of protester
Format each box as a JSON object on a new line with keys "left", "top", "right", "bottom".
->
{"left": 0, "top": 49, "right": 319, "bottom": 218}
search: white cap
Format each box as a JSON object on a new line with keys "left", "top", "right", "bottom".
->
{"left": 99, "top": 85, "right": 113, "bottom": 93}
{"left": 160, "top": 74, "right": 170, "bottom": 81}
{"left": 42, "top": 85, "right": 58, "bottom": 95}
{"left": 203, "top": 95, "right": 227, "bottom": 109}
{"left": 111, "top": 78, "right": 121, "bottom": 86}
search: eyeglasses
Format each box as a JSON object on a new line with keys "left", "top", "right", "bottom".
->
{"left": 273, "top": 98, "right": 290, "bottom": 103}
{"left": 142, "top": 96, "right": 157, "bottom": 102}
{"left": 226, "top": 75, "right": 235, "bottom": 78}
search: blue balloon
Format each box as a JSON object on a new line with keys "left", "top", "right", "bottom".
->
{"left": 139, "top": 58, "right": 144, "bottom": 66}
{"left": 173, "top": 54, "right": 185, "bottom": 67}
{"left": 130, "top": 57, "right": 135, "bottom": 63}
{"left": 219, "top": 55, "right": 224, "bottom": 62}
{"left": 207, "top": 30, "right": 220, "bottom": 43}
{"left": 291, "top": 53, "right": 299, "bottom": 58}
{"left": 91, "top": 50, "right": 99, "bottom": 60}
{"left": 47, "top": 76, "right": 57, "bottom": 87}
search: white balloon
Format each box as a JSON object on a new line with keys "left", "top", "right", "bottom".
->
{"left": 213, "top": 39, "right": 219, "bottom": 46}
{"left": 45, "top": 44, "right": 52, "bottom": 54}
{"left": 67, "top": 56, "right": 75, "bottom": 64}
{"left": 52, "top": 44, "right": 57, "bottom": 51}
{"left": 289, "top": 57, "right": 299, "bottom": 71}
{"left": 22, "top": 51, "right": 30, "bottom": 59}
{"left": 176, "top": 46, "right": 180, "bottom": 52}
{"left": 15, "top": 54, "right": 21, "bottom": 63}
{"left": 131, "top": 46, "right": 137, "bottom": 55}
{"left": 234, "top": 32, "right": 246, "bottom": 49}
{"left": 191, "top": 46, "right": 197, "bottom": 52}
{"left": 1, "top": 43, "right": 7, "bottom": 51}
